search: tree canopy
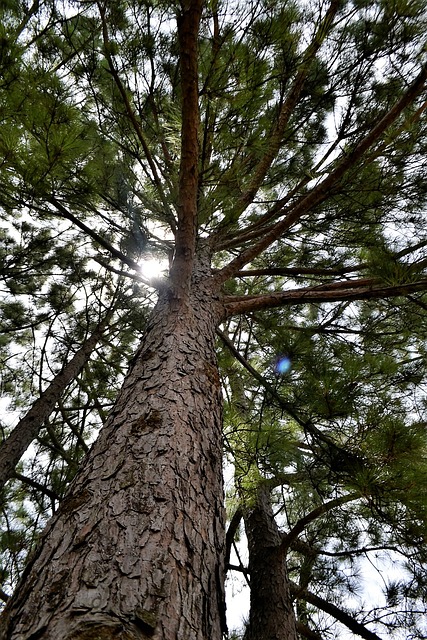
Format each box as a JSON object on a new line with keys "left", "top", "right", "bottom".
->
{"left": 1, "top": 0, "right": 427, "bottom": 638}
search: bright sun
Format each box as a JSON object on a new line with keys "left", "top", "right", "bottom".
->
{"left": 139, "top": 258, "right": 168, "bottom": 280}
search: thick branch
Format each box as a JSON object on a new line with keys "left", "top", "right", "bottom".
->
{"left": 281, "top": 493, "right": 360, "bottom": 552}
{"left": 224, "top": 277, "right": 427, "bottom": 317}
{"left": 290, "top": 582, "right": 382, "bottom": 640}
{"left": 215, "top": 61, "right": 427, "bottom": 283}
{"left": 234, "top": 265, "right": 366, "bottom": 278}
{"left": 220, "top": 97, "right": 427, "bottom": 253}
{"left": 0, "top": 313, "right": 112, "bottom": 494}
{"left": 170, "top": 0, "right": 202, "bottom": 294}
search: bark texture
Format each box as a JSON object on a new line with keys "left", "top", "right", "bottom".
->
{"left": 0, "top": 273, "right": 226, "bottom": 640}
{"left": 244, "top": 486, "right": 298, "bottom": 640}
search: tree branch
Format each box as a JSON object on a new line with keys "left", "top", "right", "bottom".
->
{"left": 216, "top": 329, "right": 306, "bottom": 429}
{"left": 228, "top": 0, "right": 343, "bottom": 221}
{"left": 290, "top": 582, "right": 383, "bottom": 640}
{"left": 296, "top": 621, "right": 323, "bottom": 640}
{"left": 11, "top": 472, "right": 60, "bottom": 503}
{"left": 225, "top": 506, "right": 243, "bottom": 567}
{"left": 291, "top": 537, "right": 406, "bottom": 561}
{"left": 92, "top": 256, "right": 164, "bottom": 290}
{"left": 224, "top": 277, "right": 427, "bottom": 317}
{"left": 215, "top": 61, "right": 427, "bottom": 283}
{"left": 46, "top": 197, "right": 144, "bottom": 273}
{"left": 281, "top": 493, "right": 361, "bottom": 552}
{"left": 217, "top": 327, "right": 349, "bottom": 455}
{"left": 97, "top": 1, "right": 174, "bottom": 221}
{"left": 234, "top": 265, "right": 366, "bottom": 278}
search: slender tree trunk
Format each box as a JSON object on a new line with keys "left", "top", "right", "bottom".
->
{"left": 0, "top": 312, "right": 112, "bottom": 494}
{"left": 0, "top": 276, "right": 226, "bottom": 639}
{"left": 244, "top": 485, "right": 298, "bottom": 640}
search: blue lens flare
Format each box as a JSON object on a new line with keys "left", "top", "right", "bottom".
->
{"left": 274, "top": 356, "right": 291, "bottom": 375}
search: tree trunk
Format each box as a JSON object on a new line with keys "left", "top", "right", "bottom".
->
{"left": 0, "top": 311, "right": 112, "bottom": 494}
{"left": 0, "top": 278, "right": 226, "bottom": 639}
{"left": 244, "top": 486, "right": 298, "bottom": 640}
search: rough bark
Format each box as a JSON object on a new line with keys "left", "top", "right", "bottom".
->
{"left": 0, "top": 312, "right": 112, "bottom": 495}
{"left": 243, "top": 485, "right": 298, "bottom": 640}
{"left": 0, "top": 271, "right": 226, "bottom": 640}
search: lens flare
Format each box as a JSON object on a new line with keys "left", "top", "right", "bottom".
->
{"left": 274, "top": 356, "right": 291, "bottom": 375}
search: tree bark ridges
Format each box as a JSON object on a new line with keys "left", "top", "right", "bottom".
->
{"left": 0, "top": 290, "right": 225, "bottom": 640}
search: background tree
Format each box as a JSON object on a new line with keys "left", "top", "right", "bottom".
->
{"left": 0, "top": 0, "right": 426, "bottom": 638}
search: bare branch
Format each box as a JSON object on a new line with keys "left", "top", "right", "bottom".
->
{"left": 224, "top": 277, "right": 427, "bottom": 317}
{"left": 281, "top": 493, "right": 360, "bottom": 552}
{"left": 290, "top": 582, "right": 383, "bottom": 640}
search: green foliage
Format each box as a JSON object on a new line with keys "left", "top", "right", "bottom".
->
{"left": 221, "top": 285, "right": 427, "bottom": 635}
{"left": 0, "top": 0, "right": 427, "bottom": 636}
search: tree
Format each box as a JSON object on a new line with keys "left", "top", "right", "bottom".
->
{"left": 0, "top": 0, "right": 427, "bottom": 638}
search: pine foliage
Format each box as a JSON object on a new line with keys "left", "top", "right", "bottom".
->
{"left": 1, "top": 0, "right": 427, "bottom": 637}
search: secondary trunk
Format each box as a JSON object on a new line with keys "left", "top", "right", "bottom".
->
{"left": 244, "top": 485, "right": 298, "bottom": 640}
{"left": 0, "top": 280, "right": 226, "bottom": 639}
{"left": 0, "top": 311, "right": 112, "bottom": 493}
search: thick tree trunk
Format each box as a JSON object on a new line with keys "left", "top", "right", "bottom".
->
{"left": 244, "top": 486, "right": 298, "bottom": 640}
{"left": 0, "top": 278, "right": 226, "bottom": 639}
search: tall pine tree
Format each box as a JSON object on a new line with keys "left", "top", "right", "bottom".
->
{"left": 0, "top": 0, "right": 426, "bottom": 638}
